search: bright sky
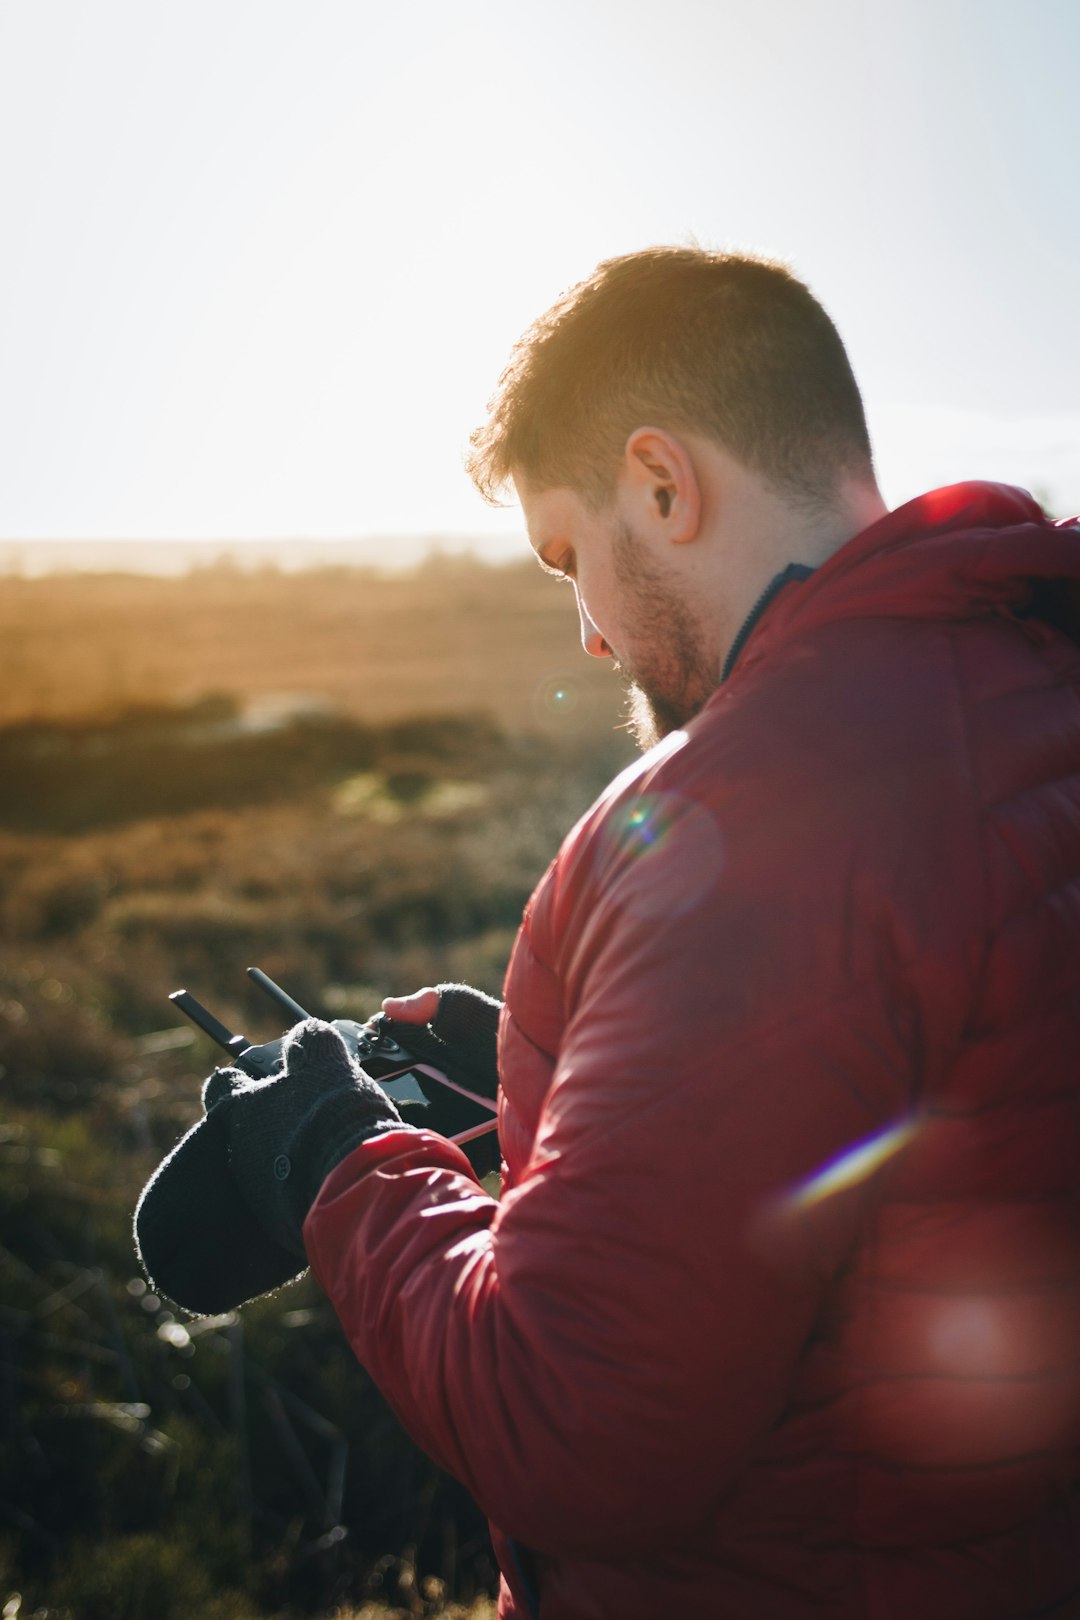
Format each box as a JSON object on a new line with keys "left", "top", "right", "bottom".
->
{"left": 0, "top": 0, "right": 1077, "bottom": 558}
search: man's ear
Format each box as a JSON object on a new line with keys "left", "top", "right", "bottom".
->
{"left": 620, "top": 428, "right": 702, "bottom": 544}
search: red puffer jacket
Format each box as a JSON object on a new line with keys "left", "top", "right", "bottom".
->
{"left": 305, "top": 483, "right": 1080, "bottom": 1619}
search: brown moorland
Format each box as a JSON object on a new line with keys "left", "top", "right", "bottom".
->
{"left": 0, "top": 554, "right": 622, "bottom": 731}
{"left": 0, "top": 558, "right": 637, "bottom": 1619}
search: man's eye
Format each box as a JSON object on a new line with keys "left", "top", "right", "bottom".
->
{"left": 539, "top": 552, "right": 575, "bottom": 582}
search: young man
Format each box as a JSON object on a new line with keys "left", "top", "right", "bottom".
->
{"left": 144, "top": 249, "right": 1080, "bottom": 1617}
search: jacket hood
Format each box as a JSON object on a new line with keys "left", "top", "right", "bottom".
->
{"left": 740, "top": 482, "right": 1080, "bottom": 676}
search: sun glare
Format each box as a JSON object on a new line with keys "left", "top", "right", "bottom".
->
{"left": 787, "top": 1117, "right": 919, "bottom": 1211}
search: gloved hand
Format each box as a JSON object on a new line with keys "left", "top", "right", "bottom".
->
{"left": 226, "top": 1017, "right": 409, "bottom": 1256}
{"left": 135, "top": 1018, "right": 411, "bottom": 1315}
{"left": 380, "top": 981, "right": 502, "bottom": 1100}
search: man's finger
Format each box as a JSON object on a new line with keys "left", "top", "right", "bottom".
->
{"left": 381, "top": 988, "right": 441, "bottom": 1025}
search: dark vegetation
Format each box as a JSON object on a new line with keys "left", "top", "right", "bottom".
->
{"left": 0, "top": 559, "right": 634, "bottom": 1618}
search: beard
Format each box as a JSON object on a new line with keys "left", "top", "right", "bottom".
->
{"left": 611, "top": 522, "right": 718, "bottom": 751}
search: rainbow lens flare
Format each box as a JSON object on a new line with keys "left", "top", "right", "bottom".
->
{"left": 621, "top": 798, "right": 664, "bottom": 849}
{"left": 787, "top": 1117, "right": 918, "bottom": 1210}
{"left": 594, "top": 788, "right": 724, "bottom": 920}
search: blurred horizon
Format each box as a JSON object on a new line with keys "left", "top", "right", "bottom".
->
{"left": 5, "top": 437, "right": 1077, "bottom": 577}
{"left": 0, "top": 533, "right": 528, "bottom": 577}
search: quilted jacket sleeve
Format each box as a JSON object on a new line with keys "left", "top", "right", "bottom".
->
{"left": 305, "top": 996, "right": 910, "bottom": 1558}
{"left": 303, "top": 677, "right": 980, "bottom": 1559}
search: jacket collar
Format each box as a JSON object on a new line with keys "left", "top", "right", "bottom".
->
{"left": 722, "top": 482, "right": 1080, "bottom": 686}
{"left": 720, "top": 563, "right": 816, "bottom": 683}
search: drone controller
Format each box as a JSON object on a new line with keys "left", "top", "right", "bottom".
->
{"left": 169, "top": 967, "right": 500, "bottom": 1175}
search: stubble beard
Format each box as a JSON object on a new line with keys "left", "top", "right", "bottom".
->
{"left": 611, "top": 522, "right": 719, "bottom": 752}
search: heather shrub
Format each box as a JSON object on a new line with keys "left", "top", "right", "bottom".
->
{"left": 0, "top": 572, "right": 634, "bottom": 1615}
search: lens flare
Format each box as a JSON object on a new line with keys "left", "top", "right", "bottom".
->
{"left": 547, "top": 684, "right": 576, "bottom": 713}
{"left": 532, "top": 674, "right": 586, "bottom": 731}
{"left": 593, "top": 789, "right": 723, "bottom": 920}
{"left": 622, "top": 800, "right": 663, "bottom": 849}
{"left": 787, "top": 1117, "right": 918, "bottom": 1210}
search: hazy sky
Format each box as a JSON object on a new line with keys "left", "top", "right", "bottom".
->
{"left": 0, "top": 0, "right": 1077, "bottom": 554}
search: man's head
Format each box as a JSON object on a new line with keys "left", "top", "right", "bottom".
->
{"left": 469, "top": 246, "right": 875, "bottom": 515}
{"left": 468, "top": 246, "right": 885, "bottom": 747}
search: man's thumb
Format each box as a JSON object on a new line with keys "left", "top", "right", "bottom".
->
{"left": 381, "top": 988, "right": 441, "bottom": 1025}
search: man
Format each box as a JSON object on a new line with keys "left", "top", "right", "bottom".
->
{"left": 141, "top": 248, "right": 1080, "bottom": 1617}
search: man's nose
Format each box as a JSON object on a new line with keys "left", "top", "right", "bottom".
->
{"left": 577, "top": 598, "right": 612, "bottom": 659}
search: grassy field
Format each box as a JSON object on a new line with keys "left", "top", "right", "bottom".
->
{"left": 0, "top": 559, "right": 634, "bottom": 1618}
{"left": 0, "top": 555, "right": 623, "bottom": 732}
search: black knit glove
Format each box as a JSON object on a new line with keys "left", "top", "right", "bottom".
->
{"left": 135, "top": 1019, "right": 411, "bottom": 1315}
{"left": 381, "top": 982, "right": 502, "bottom": 1101}
{"left": 226, "top": 1017, "right": 409, "bottom": 1257}
{"left": 135, "top": 1065, "right": 301, "bottom": 1316}
{"left": 226, "top": 1018, "right": 410, "bottom": 1257}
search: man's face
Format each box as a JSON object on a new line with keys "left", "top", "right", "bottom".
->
{"left": 516, "top": 481, "right": 718, "bottom": 750}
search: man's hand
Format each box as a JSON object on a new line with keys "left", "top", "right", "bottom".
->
{"left": 226, "top": 1018, "right": 411, "bottom": 1257}
{"left": 381, "top": 982, "right": 502, "bottom": 1101}
{"left": 134, "top": 995, "right": 498, "bottom": 1315}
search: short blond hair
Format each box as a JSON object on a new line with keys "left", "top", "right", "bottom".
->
{"left": 467, "top": 247, "right": 874, "bottom": 511}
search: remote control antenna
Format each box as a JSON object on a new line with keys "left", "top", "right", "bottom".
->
{"left": 169, "top": 990, "right": 250, "bottom": 1058}
{"left": 246, "top": 966, "right": 311, "bottom": 1024}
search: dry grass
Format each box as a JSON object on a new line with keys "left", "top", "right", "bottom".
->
{"left": 0, "top": 556, "right": 623, "bottom": 734}
{"left": 0, "top": 559, "right": 636, "bottom": 1616}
